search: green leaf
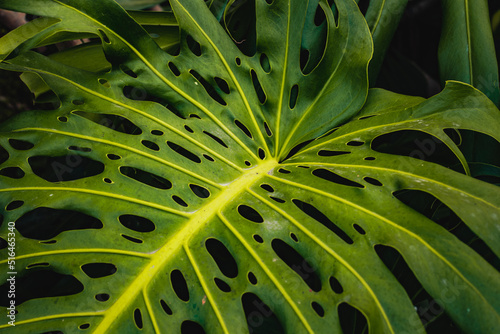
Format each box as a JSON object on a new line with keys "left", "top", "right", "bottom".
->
{"left": 1, "top": 1, "right": 499, "bottom": 333}
{"left": 439, "top": 0, "right": 500, "bottom": 106}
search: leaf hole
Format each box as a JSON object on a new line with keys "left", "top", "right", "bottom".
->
{"left": 26, "top": 262, "right": 50, "bottom": 269}
{"left": 120, "top": 64, "right": 138, "bottom": 78}
{"left": 9, "top": 139, "right": 34, "bottom": 150}
{"left": 79, "top": 323, "right": 90, "bottom": 330}
{"left": 214, "top": 277, "right": 231, "bottom": 292}
{"left": 203, "top": 131, "right": 228, "bottom": 148}
{"left": 358, "top": 114, "right": 377, "bottom": 120}
{"left": 168, "top": 61, "right": 181, "bottom": 76}
{"left": 68, "top": 146, "right": 91, "bottom": 152}
{"left": 338, "top": 303, "right": 368, "bottom": 334}
{"left": 290, "top": 233, "right": 299, "bottom": 242}
{"left": 151, "top": 130, "right": 164, "bottom": 136}
{"left": 235, "top": 57, "right": 241, "bottom": 66}
{"left": 95, "top": 293, "right": 110, "bottom": 302}
{"left": 292, "top": 199, "right": 354, "bottom": 244}
{"left": 6, "top": 200, "right": 23, "bottom": 211}
{"left": 329, "top": 276, "right": 343, "bottom": 294}
{"left": 184, "top": 125, "right": 194, "bottom": 133}
{"left": 171, "top": 269, "right": 189, "bottom": 302}
{"left": 58, "top": 116, "right": 68, "bottom": 122}
{"left": 206, "top": 238, "right": 238, "bottom": 278}
{"left": 264, "top": 122, "right": 272, "bottom": 136}
{"left": 244, "top": 160, "right": 252, "bottom": 166}
{"left": 270, "top": 196, "right": 285, "bottom": 203}
{"left": 238, "top": 205, "right": 264, "bottom": 223}
{"left": 0, "top": 167, "right": 25, "bottom": 179}
{"left": 120, "top": 166, "right": 172, "bottom": 189}
{"left": 314, "top": 4, "right": 326, "bottom": 26}
{"left": 248, "top": 272, "right": 257, "bottom": 285}
{"left": 181, "top": 320, "right": 206, "bottom": 334}
{"left": 73, "top": 111, "right": 142, "bottom": 135}
{"left": 189, "top": 70, "right": 227, "bottom": 105}
{"left": 214, "top": 77, "right": 230, "bottom": 94}
{"left": 203, "top": 154, "right": 215, "bottom": 162}
{"left": 318, "top": 150, "right": 350, "bottom": 157}
{"left": 107, "top": 153, "right": 121, "bottom": 160}
{"left": 364, "top": 157, "right": 375, "bottom": 161}
{"left": 363, "top": 177, "right": 382, "bottom": 186}
{"left": 260, "top": 53, "right": 271, "bottom": 73}
{"left": 121, "top": 234, "right": 143, "bottom": 243}
{"left": 251, "top": 69, "right": 266, "bottom": 104}
{"left": 16, "top": 207, "right": 103, "bottom": 240}
{"left": 289, "top": 84, "right": 299, "bottom": 109}
{"left": 312, "top": 301, "right": 325, "bottom": 317}
{"left": 134, "top": 308, "right": 143, "bottom": 329}
{"left": 272, "top": 238, "right": 322, "bottom": 292}
{"left": 260, "top": 184, "right": 274, "bottom": 192}
{"left": 98, "top": 29, "right": 111, "bottom": 44}
{"left": 167, "top": 141, "right": 201, "bottom": 163}
{"left": 81, "top": 263, "right": 117, "bottom": 278}
{"left": 119, "top": 214, "right": 155, "bottom": 233}
{"left": 253, "top": 234, "right": 264, "bottom": 243}
{"left": 172, "top": 195, "right": 188, "bottom": 207}
{"left": 189, "top": 184, "right": 210, "bottom": 198}
{"left": 160, "top": 299, "right": 173, "bottom": 315}
{"left": 300, "top": 49, "right": 310, "bottom": 72}
{"left": 353, "top": 224, "right": 366, "bottom": 235}
{"left": 278, "top": 168, "right": 290, "bottom": 174}
{"left": 98, "top": 78, "right": 110, "bottom": 88}
{"left": 241, "top": 292, "right": 284, "bottom": 334}
{"left": 234, "top": 120, "right": 253, "bottom": 139}
{"left": 346, "top": 140, "right": 364, "bottom": 147}
{"left": 258, "top": 148, "right": 266, "bottom": 160}
{"left": 141, "top": 140, "right": 160, "bottom": 151}
{"left": 186, "top": 34, "right": 202, "bottom": 56}
{"left": 312, "top": 168, "right": 364, "bottom": 188}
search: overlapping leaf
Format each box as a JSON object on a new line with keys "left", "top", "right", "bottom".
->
{"left": 0, "top": 0, "right": 499, "bottom": 333}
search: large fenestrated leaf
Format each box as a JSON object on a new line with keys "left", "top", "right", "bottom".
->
{"left": 0, "top": 1, "right": 499, "bottom": 333}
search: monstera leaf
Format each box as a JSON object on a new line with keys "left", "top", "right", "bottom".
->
{"left": 1, "top": 0, "right": 500, "bottom": 333}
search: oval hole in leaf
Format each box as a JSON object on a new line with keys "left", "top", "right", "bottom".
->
{"left": 241, "top": 292, "right": 284, "bottom": 334}
{"left": 173, "top": 195, "right": 188, "bottom": 207}
{"left": 206, "top": 238, "right": 238, "bottom": 278}
{"left": 0, "top": 269, "right": 83, "bottom": 306}
{"left": 141, "top": 140, "right": 159, "bottom": 151}
{"left": 258, "top": 148, "right": 266, "bottom": 160}
{"left": 270, "top": 196, "right": 285, "bottom": 203}
{"left": 81, "top": 263, "right": 117, "bottom": 278}
{"left": 171, "top": 269, "right": 189, "bottom": 302}
{"left": 292, "top": 199, "right": 354, "bottom": 244}
{"left": 289, "top": 84, "right": 299, "bottom": 109}
{"left": 189, "top": 184, "right": 210, "bottom": 198}
{"left": 314, "top": 4, "right": 326, "bottom": 26}
{"left": 250, "top": 69, "right": 266, "bottom": 104}
{"left": 203, "top": 131, "right": 228, "bottom": 148}
{"left": 190, "top": 70, "right": 227, "bottom": 105}
{"left": 290, "top": 233, "right": 299, "bottom": 242}
{"left": 29, "top": 155, "right": 105, "bottom": 182}
{"left": 119, "top": 214, "right": 155, "bottom": 232}
{"left": 98, "top": 78, "right": 110, "bottom": 88}
{"left": 95, "top": 293, "right": 110, "bottom": 302}
{"left": 0, "top": 167, "right": 25, "bottom": 179}
{"left": 346, "top": 140, "right": 364, "bottom": 146}
{"left": 168, "top": 61, "right": 181, "bottom": 76}
{"left": 79, "top": 323, "right": 90, "bottom": 330}
{"left": 312, "top": 301, "right": 325, "bottom": 317}
{"left": 120, "top": 166, "right": 172, "bottom": 189}
{"left": 260, "top": 53, "right": 271, "bottom": 73}
{"left": 338, "top": 303, "right": 368, "bottom": 334}
{"left": 203, "top": 154, "right": 214, "bottom": 162}
{"left": 318, "top": 150, "right": 350, "bottom": 157}
{"left": 184, "top": 125, "right": 194, "bottom": 133}
{"left": 278, "top": 168, "right": 290, "bottom": 174}
{"left": 248, "top": 272, "right": 257, "bottom": 285}
{"left": 134, "top": 308, "right": 143, "bottom": 329}
{"left": 253, "top": 234, "right": 263, "bottom": 243}
{"left": 237, "top": 205, "right": 264, "bottom": 223}
{"left": 151, "top": 130, "right": 164, "bottom": 136}
{"left": 181, "top": 320, "right": 205, "bottom": 334}
{"left": 121, "top": 234, "right": 143, "bottom": 244}
{"left": 234, "top": 120, "right": 253, "bottom": 139}
{"left": 107, "top": 153, "right": 121, "bottom": 160}
{"left": 329, "top": 276, "right": 343, "bottom": 294}
{"left": 6, "top": 200, "right": 23, "bottom": 211}
{"left": 73, "top": 111, "right": 142, "bottom": 135}
{"left": 120, "top": 64, "right": 138, "bottom": 78}
{"left": 214, "top": 77, "right": 230, "bottom": 94}
{"left": 68, "top": 146, "right": 91, "bottom": 152}
{"left": 9, "top": 139, "right": 34, "bottom": 150}
{"left": 364, "top": 176, "right": 382, "bottom": 186}
{"left": 214, "top": 278, "right": 231, "bottom": 292}
{"left": 16, "top": 207, "right": 102, "bottom": 240}
{"left": 167, "top": 141, "right": 201, "bottom": 163}
{"left": 186, "top": 34, "right": 202, "bottom": 56}
{"left": 260, "top": 184, "right": 274, "bottom": 192}
{"left": 271, "top": 238, "right": 322, "bottom": 292}
{"left": 312, "top": 168, "right": 364, "bottom": 188}
{"left": 160, "top": 299, "right": 173, "bottom": 315}
{"left": 264, "top": 122, "right": 272, "bottom": 136}
{"left": 353, "top": 224, "right": 366, "bottom": 235}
